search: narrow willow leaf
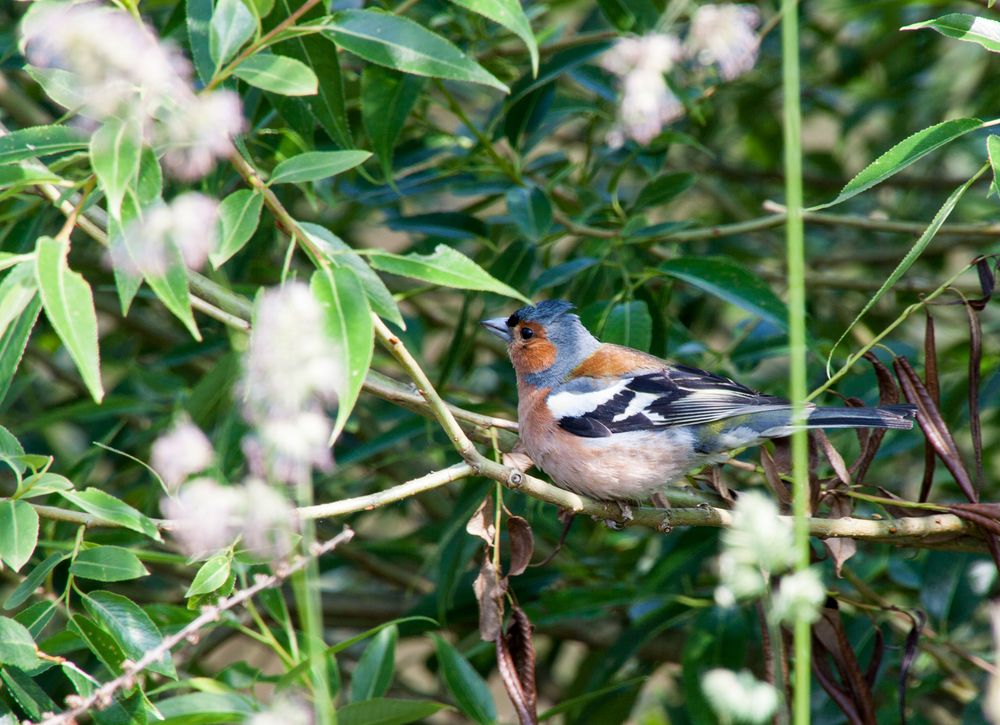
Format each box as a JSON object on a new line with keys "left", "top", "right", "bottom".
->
{"left": 446, "top": 0, "right": 538, "bottom": 75}
{"left": 602, "top": 300, "right": 652, "bottom": 352}
{"left": 299, "top": 222, "right": 404, "bottom": 328}
{"left": 58, "top": 488, "right": 161, "bottom": 541}
{"left": 433, "top": 635, "right": 496, "bottom": 725}
{"left": 337, "top": 698, "right": 450, "bottom": 725}
{"left": 0, "top": 616, "right": 41, "bottom": 670}
{"left": 211, "top": 189, "right": 263, "bottom": 268}
{"left": 0, "top": 125, "right": 88, "bottom": 165}
{"left": 368, "top": 245, "right": 530, "bottom": 302}
{"left": 3, "top": 553, "right": 66, "bottom": 610}
{"left": 154, "top": 693, "right": 256, "bottom": 723}
{"left": 659, "top": 257, "right": 788, "bottom": 331}
{"left": 0, "top": 264, "right": 41, "bottom": 406}
{"left": 270, "top": 150, "right": 371, "bottom": 185}
{"left": 350, "top": 624, "right": 398, "bottom": 702}
{"left": 125, "top": 236, "right": 201, "bottom": 341}
{"left": 323, "top": 10, "right": 509, "bottom": 93}
{"left": 68, "top": 614, "right": 126, "bottom": 675}
{"left": 813, "top": 118, "right": 982, "bottom": 209}
{"left": 276, "top": 0, "right": 352, "bottom": 148}
{"left": 232, "top": 53, "right": 318, "bottom": 96}
{"left": 826, "top": 165, "right": 987, "bottom": 376}
{"left": 186, "top": 555, "right": 231, "bottom": 597}
{"left": 34, "top": 236, "right": 103, "bottom": 402}
{"left": 210, "top": 0, "right": 256, "bottom": 71}
{"left": 187, "top": 0, "right": 216, "bottom": 84}
{"left": 361, "top": 65, "right": 423, "bottom": 182}
{"left": 71, "top": 546, "right": 149, "bottom": 582}
{"left": 135, "top": 148, "right": 163, "bottom": 207}
{"left": 83, "top": 591, "right": 175, "bottom": 678}
{"left": 633, "top": 172, "right": 696, "bottom": 211}
{"left": 506, "top": 185, "right": 552, "bottom": 241}
{"left": 90, "top": 116, "right": 142, "bottom": 219}
{"left": 311, "top": 268, "right": 373, "bottom": 442}
{"left": 902, "top": 14, "right": 1000, "bottom": 53}
{"left": 0, "top": 501, "right": 38, "bottom": 572}
{"left": 988, "top": 135, "right": 1000, "bottom": 196}
{"left": 17, "top": 472, "right": 73, "bottom": 500}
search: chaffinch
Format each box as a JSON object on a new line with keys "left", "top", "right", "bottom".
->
{"left": 481, "top": 300, "right": 916, "bottom": 504}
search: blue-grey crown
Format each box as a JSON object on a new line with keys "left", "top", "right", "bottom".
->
{"left": 507, "top": 300, "right": 576, "bottom": 328}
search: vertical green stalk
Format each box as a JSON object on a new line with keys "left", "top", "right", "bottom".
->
{"left": 293, "top": 476, "right": 336, "bottom": 725}
{"left": 781, "top": 1, "right": 811, "bottom": 723}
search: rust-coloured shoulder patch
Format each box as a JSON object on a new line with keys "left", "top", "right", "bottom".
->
{"left": 570, "top": 344, "right": 665, "bottom": 378}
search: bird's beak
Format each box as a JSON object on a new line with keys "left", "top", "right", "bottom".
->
{"left": 480, "top": 317, "right": 512, "bottom": 343}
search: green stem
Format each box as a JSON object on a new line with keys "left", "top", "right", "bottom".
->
{"left": 780, "top": 2, "right": 811, "bottom": 723}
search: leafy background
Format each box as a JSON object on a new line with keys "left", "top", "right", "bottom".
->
{"left": 0, "top": 0, "right": 998, "bottom": 724}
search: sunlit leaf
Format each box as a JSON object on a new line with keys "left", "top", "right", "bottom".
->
{"left": 210, "top": 0, "right": 255, "bottom": 71}
{"left": 446, "top": 0, "right": 538, "bottom": 75}
{"left": 269, "top": 150, "right": 371, "bottom": 185}
{"left": 0, "top": 500, "right": 38, "bottom": 572}
{"left": 902, "top": 14, "right": 1000, "bottom": 53}
{"left": 233, "top": 53, "right": 318, "bottom": 95}
{"left": 71, "top": 546, "right": 149, "bottom": 582}
{"left": 211, "top": 189, "right": 263, "bottom": 268}
{"left": 83, "top": 590, "right": 175, "bottom": 678}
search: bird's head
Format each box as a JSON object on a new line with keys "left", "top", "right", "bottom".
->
{"left": 481, "top": 300, "right": 600, "bottom": 387}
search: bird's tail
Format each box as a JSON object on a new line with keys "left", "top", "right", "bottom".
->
{"left": 806, "top": 404, "right": 917, "bottom": 431}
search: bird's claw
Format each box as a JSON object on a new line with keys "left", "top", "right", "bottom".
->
{"left": 597, "top": 502, "right": 633, "bottom": 530}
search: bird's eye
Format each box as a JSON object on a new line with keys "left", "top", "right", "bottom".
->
{"left": 520, "top": 327, "right": 534, "bottom": 340}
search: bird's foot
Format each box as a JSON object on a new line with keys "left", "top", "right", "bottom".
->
{"left": 598, "top": 502, "right": 633, "bottom": 530}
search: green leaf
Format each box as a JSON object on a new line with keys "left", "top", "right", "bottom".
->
{"left": 0, "top": 501, "right": 38, "bottom": 573}
{"left": 155, "top": 693, "right": 256, "bottom": 724}
{"left": 17, "top": 472, "right": 74, "bottom": 500}
{"left": 659, "top": 257, "right": 789, "bottom": 331}
{"left": 90, "top": 116, "right": 142, "bottom": 219}
{"left": 350, "top": 624, "right": 397, "bottom": 702}
{"left": 3, "top": 553, "right": 66, "bottom": 610}
{"left": 0, "top": 125, "right": 88, "bottom": 166}
{"left": 58, "top": 488, "right": 161, "bottom": 541}
{"left": 988, "top": 135, "right": 1000, "bottom": 196}
{"left": 270, "top": 150, "right": 371, "bottom": 185}
{"left": 299, "top": 223, "right": 404, "bottom": 328}
{"left": 83, "top": 591, "right": 175, "bottom": 678}
{"left": 633, "top": 172, "right": 696, "bottom": 211}
{"left": 124, "top": 232, "right": 201, "bottom": 341}
{"left": 311, "top": 268, "right": 373, "bottom": 442}
{"left": 506, "top": 185, "right": 552, "bottom": 241}
{"left": 0, "top": 165, "right": 63, "bottom": 189}
{"left": 211, "top": 189, "right": 263, "bottom": 268}
{"left": 368, "top": 245, "right": 530, "bottom": 302}
{"left": 0, "top": 616, "right": 41, "bottom": 671}
{"left": 323, "top": 10, "right": 508, "bottom": 93}
{"left": 826, "top": 164, "right": 987, "bottom": 375}
{"left": 446, "top": 0, "right": 538, "bottom": 76}
{"left": 902, "top": 13, "right": 1000, "bottom": 53}
{"left": 136, "top": 147, "right": 163, "bottom": 207}
{"left": 35, "top": 236, "right": 104, "bottom": 402}
{"left": 15, "top": 601, "right": 56, "bottom": 637}
{"left": 0, "top": 427, "right": 25, "bottom": 476}
{"left": 232, "top": 53, "right": 318, "bottom": 95}
{"left": 361, "top": 65, "right": 423, "bottom": 183}
{"left": 814, "top": 118, "right": 983, "bottom": 209}
{"left": 210, "top": 0, "right": 256, "bottom": 71}
{"left": 531, "top": 258, "right": 599, "bottom": 293}
{"left": 276, "top": 0, "right": 352, "bottom": 149}
{"left": 71, "top": 546, "right": 149, "bottom": 582}
{"left": 68, "top": 615, "right": 127, "bottom": 675}
{"left": 187, "top": 0, "right": 216, "bottom": 84}
{"left": 432, "top": 635, "right": 496, "bottom": 725}
{"left": 0, "top": 263, "right": 41, "bottom": 406}
{"left": 186, "top": 555, "right": 231, "bottom": 597}
{"left": 338, "top": 698, "right": 450, "bottom": 725}
{"left": 602, "top": 301, "right": 652, "bottom": 352}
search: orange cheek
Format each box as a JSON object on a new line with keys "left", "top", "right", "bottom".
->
{"left": 512, "top": 340, "right": 557, "bottom": 373}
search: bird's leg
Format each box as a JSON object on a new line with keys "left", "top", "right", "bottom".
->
{"left": 650, "top": 492, "right": 671, "bottom": 509}
{"left": 597, "top": 501, "right": 633, "bottom": 530}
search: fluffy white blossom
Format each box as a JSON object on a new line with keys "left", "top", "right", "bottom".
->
{"left": 702, "top": 668, "right": 779, "bottom": 725}
{"left": 112, "top": 193, "right": 220, "bottom": 278}
{"left": 161, "top": 478, "right": 243, "bottom": 557}
{"left": 240, "top": 284, "right": 340, "bottom": 484}
{"left": 159, "top": 91, "right": 244, "bottom": 181}
{"left": 20, "top": 1, "right": 242, "bottom": 179}
{"left": 687, "top": 4, "right": 761, "bottom": 81}
{"left": 241, "top": 479, "right": 299, "bottom": 560}
{"left": 772, "top": 568, "right": 826, "bottom": 625}
{"left": 715, "top": 492, "right": 795, "bottom": 605}
{"left": 247, "top": 696, "right": 313, "bottom": 725}
{"left": 601, "top": 34, "right": 683, "bottom": 146}
{"left": 150, "top": 420, "right": 214, "bottom": 493}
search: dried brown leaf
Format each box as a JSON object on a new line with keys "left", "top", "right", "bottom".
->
{"left": 823, "top": 495, "right": 857, "bottom": 577}
{"left": 761, "top": 447, "right": 791, "bottom": 506}
{"left": 473, "top": 556, "right": 506, "bottom": 641}
{"left": 496, "top": 605, "right": 538, "bottom": 724}
{"left": 815, "top": 430, "right": 851, "bottom": 487}
{"left": 506, "top": 515, "right": 534, "bottom": 577}
{"left": 467, "top": 495, "right": 496, "bottom": 545}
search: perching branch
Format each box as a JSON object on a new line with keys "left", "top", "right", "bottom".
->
{"left": 34, "top": 528, "right": 355, "bottom": 725}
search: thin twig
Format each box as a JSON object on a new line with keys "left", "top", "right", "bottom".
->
{"left": 35, "top": 528, "right": 355, "bottom": 725}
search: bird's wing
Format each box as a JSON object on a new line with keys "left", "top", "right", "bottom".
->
{"left": 547, "top": 365, "right": 790, "bottom": 439}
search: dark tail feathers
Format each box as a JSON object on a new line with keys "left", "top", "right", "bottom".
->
{"left": 807, "top": 404, "right": 917, "bottom": 431}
